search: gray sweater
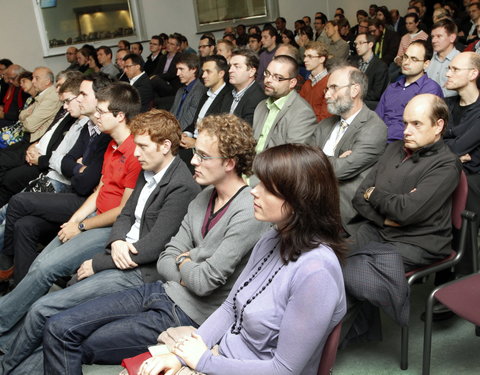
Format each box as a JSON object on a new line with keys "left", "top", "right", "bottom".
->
{"left": 157, "top": 185, "right": 270, "bottom": 324}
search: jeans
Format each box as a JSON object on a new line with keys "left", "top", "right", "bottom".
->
{"left": 43, "top": 282, "right": 197, "bottom": 375}
{"left": 0, "top": 227, "right": 112, "bottom": 338}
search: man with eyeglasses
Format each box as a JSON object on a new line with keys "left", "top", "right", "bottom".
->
{"left": 352, "top": 32, "right": 389, "bottom": 110}
{"left": 426, "top": 18, "right": 460, "bottom": 98}
{"left": 0, "top": 82, "right": 143, "bottom": 375}
{"left": 65, "top": 47, "right": 79, "bottom": 71}
{"left": 144, "top": 35, "right": 163, "bottom": 77}
{"left": 151, "top": 34, "right": 183, "bottom": 108}
{"left": 198, "top": 35, "right": 216, "bottom": 58}
{"left": 40, "top": 114, "right": 269, "bottom": 373}
{"left": 368, "top": 18, "right": 400, "bottom": 65}
{"left": 123, "top": 53, "right": 154, "bottom": 113}
{"left": 310, "top": 65, "right": 386, "bottom": 233}
{"left": 253, "top": 55, "right": 316, "bottom": 154}
{"left": 442, "top": 51, "right": 480, "bottom": 277}
{"left": 299, "top": 41, "right": 330, "bottom": 121}
{"left": 376, "top": 40, "right": 443, "bottom": 142}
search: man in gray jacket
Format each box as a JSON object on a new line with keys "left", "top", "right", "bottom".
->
{"left": 39, "top": 114, "right": 270, "bottom": 373}
{"left": 310, "top": 65, "right": 387, "bottom": 234}
{"left": 253, "top": 55, "right": 317, "bottom": 154}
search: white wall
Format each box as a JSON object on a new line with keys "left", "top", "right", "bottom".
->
{"left": 0, "top": 0, "right": 405, "bottom": 75}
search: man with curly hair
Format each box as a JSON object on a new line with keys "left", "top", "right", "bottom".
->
{"left": 40, "top": 114, "right": 270, "bottom": 373}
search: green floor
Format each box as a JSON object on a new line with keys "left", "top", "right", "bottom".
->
{"left": 83, "top": 278, "right": 480, "bottom": 375}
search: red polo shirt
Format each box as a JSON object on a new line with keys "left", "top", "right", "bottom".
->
{"left": 96, "top": 135, "right": 141, "bottom": 214}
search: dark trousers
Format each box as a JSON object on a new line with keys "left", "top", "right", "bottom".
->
{"left": 43, "top": 282, "right": 197, "bottom": 373}
{"left": 0, "top": 139, "right": 29, "bottom": 179}
{"left": 2, "top": 192, "right": 86, "bottom": 283}
{"left": 0, "top": 163, "right": 41, "bottom": 207}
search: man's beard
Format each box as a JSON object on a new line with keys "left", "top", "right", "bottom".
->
{"left": 327, "top": 95, "right": 354, "bottom": 116}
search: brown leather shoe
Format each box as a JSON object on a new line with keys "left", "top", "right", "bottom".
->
{"left": 0, "top": 266, "right": 13, "bottom": 281}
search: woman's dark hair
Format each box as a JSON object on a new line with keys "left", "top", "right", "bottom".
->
{"left": 254, "top": 144, "right": 347, "bottom": 263}
{"left": 281, "top": 29, "right": 299, "bottom": 48}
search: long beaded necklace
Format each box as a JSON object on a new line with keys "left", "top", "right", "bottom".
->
{"left": 230, "top": 244, "right": 285, "bottom": 335}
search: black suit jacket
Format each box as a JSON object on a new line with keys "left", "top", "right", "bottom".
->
{"left": 363, "top": 55, "right": 389, "bottom": 110}
{"left": 151, "top": 53, "right": 181, "bottom": 96}
{"left": 91, "top": 156, "right": 201, "bottom": 282}
{"left": 185, "top": 83, "right": 233, "bottom": 133}
{"left": 220, "top": 81, "right": 266, "bottom": 125}
{"left": 38, "top": 113, "right": 76, "bottom": 171}
{"left": 376, "top": 28, "right": 400, "bottom": 65}
{"left": 133, "top": 73, "right": 154, "bottom": 113}
{"left": 144, "top": 53, "right": 161, "bottom": 77}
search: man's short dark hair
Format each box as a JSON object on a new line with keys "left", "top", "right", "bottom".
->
{"left": 59, "top": 76, "right": 84, "bottom": 95}
{"left": 232, "top": 48, "right": 260, "bottom": 75}
{"left": 262, "top": 26, "right": 277, "bottom": 38}
{"left": 83, "top": 72, "right": 114, "bottom": 95}
{"left": 336, "top": 7, "right": 345, "bottom": 14}
{"left": 428, "top": 95, "right": 449, "bottom": 134}
{"left": 315, "top": 14, "right": 328, "bottom": 24}
{"left": 248, "top": 25, "right": 261, "bottom": 34}
{"left": 119, "top": 40, "right": 131, "bottom": 49}
{"left": 169, "top": 34, "right": 182, "bottom": 46}
{"left": 357, "top": 9, "right": 368, "bottom": 17}
{"left": 97, "top": 46, "right": 112, "bottom": 57}
{"left": 177, "top": 53, "right": 200, "bottom": 77}
{"left": 95, "top": 81, "right": 141, "bottom": 122}
{"left": 408, "top": 5, "right": 420, "bottom": 14}
{"left": 405, "top": 12, "right": 420, "bottom": 23}
{"left": 151, "top": 35, "right": 163, "bottom": 45}
{"left": 277, "top": 17, "right": 286, "bottom": 24}
{"left": 369, "top": 18, "right": 386, "bottom": 29}
{"left": 0, "top": 59, "right": 13, "bottom": 68}
{"left": 409, "top": 39, "right": 433, "bottom": 61}
{"left": 123, "top": 53, "right": 144, "bottom": 70}
{"left": 431, "top": 18, "right": 458, "bottom": 35}
{"left": 132, "top": 42, "right": 143, "bottom": 52}
{"left": 203, "top": 55, "right": 229, "bottom": 79}
{"left": 298, "top": 26, "right": 314, "bottom": 40}
{"left": 248, "top": 34, "right": 261, "bottom": 43}
{"left": 272, "top": 55, "right": 299, "bottom": 79}
{"left": 200, "top": 35, "right": 216, "bottom": 47}
{"left": 356, "top": 32, "right": 376, "bottom": 45}
{"left": 303, "top": 16, "right": 311, "bottom": 23}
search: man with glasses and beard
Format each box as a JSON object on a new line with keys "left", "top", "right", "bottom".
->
{"left": 310, "top": 65, "right": 386, "bottom": 234}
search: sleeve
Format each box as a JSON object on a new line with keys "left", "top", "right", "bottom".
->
{"left": 61, "top": 128, "right": 87, "bottom": 178}
{"left": 21, "top": 93, "right": 60, "bottom": 133}
{"left": 443, "top": 108, "right": 480, "bottom": 156}
{"left": 375, "top": 91, "right": 387, "bottom": 119}
{"left": 366, "top": 63, "right": 389, "bottom": 102}
{"left": 196, "top": 263, "right": 345, "bottom": 375}
{"left": 329, "top": 117, "right": 387, "bottom": 180}
{"left": 285, "top": 101, "right": 317, "bottom": 145}
{"left": 368, "top": 158, "right": 461, "bottom": 225}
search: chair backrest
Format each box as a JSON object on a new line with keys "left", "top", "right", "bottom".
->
{"left": 451, "top": 170, "right": 468, "bottom": 230}
{"left": 317, "top": 322, "right": 342, "bottom": 375}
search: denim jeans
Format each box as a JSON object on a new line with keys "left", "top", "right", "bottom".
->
{"left": 0, "top": 227, "right": 112, "bottom": 337}
{"left": 43, "top": 282, "right": 197, "bottom": 375}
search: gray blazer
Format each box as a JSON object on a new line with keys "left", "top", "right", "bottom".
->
{"left": 252, "top": 90, "right": 317, "bottom": 151}
{"left": 310, "top": 104, "right": 387, "bottom": 233}
{"left": 170, "top": 79, "right": 207, "bottom": 130}
{"left": 91, "top": 156, "right": 201, "bottom": 282}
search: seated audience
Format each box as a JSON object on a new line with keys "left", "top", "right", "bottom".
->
{"left": 198, "top": 35, "right": 216, "bottom": 58}
{"left": 253, "top": 55, "right": 316, "bottom": 153}
{"left": 65, "top": 47, "right": 79, "bottom": 71}
{"left": 115, "top": 48, "right": 129, "bottom": 82}
{"left": 342, "top": 94, "right": 462, "bottom": 342}
{"left": 221, "top": 48, "right": 265, "bottom": 125}
{"left": 150, "top": 34, "right": 182, "bottom": 109}
{"left": 247, "top": 34, "right": 262, "bottom": 53}
{"left": 118, "top": 40, "right": 131, "bottom": 51}
{"left": 98, "top": 144, "right": 347, "bottom": 375}
{"left": 170, "top": 53, "right": 206, "bottom": 131}
{"left": 376, "top": 40, "right": 443, "bottom": 142}
{"left": 274, "top": 43, "right": 307, "bottom": 91}
{"left": 393, "top": 13, "right": 429, "bottom": 66}
{"left": 216, "top": 39, "right": 234, "bottom": 62}
{"left": 352, "top": 32, "right": 389, "bottom": 110}
{"left": 426, "top": 19, "right": 460, "bottom": 98}
{"left": 131, "top": 42, "right": 144, "bottom": 57}
{"left": 144, "top": 35, "right": 163, "bottom": 76}
{"left": 369, "top": 18, "right": 401, "bottom": 65}
{"left": 0, "top": 64, "right": 29, "bottom": 127}
{"left": 300, "top": 41, "right": 330, "bottom": 121}
{"left": 444, "top": 51, "right": 480, "bottom": 274}
{"left": 96, "top": 46, "right": 120, "bottom": 79}
{"left": 324, "top": 20, "right": 350, "bottom": 66}
{"left": 123, "top": 53, "right": 154, "bottom": 113}
{"left": 257, "top": 27, "right": 278, "bottom": 87}
{"left": 38, "top": 114, "right": 270, "bottom": 371}
{"left": 281, "top": 29, "right": 299, "bottom": 48}
{"left": 310, "top": 65, "right": 387, "bottom": 233}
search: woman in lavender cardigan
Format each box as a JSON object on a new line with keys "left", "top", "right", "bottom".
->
{"left": 140, "top": 144, "right": 347, "bottom": 375}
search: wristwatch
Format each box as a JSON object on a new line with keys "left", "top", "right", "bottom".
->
{"left": 364, "top": 187, "right": 375, "bottom": 201}
{"left": 175, "top": 255, "right": 189, "bottom": 267}
{"left": 78, "top": 222, "right": 87, "bottom": 232}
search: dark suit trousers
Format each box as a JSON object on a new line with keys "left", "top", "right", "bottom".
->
{"left": 0, "top": 164, "right": 41, "bottom": 207}
{"left": 0, "top": 140, "right": 29, "bottom": 179}
{"left": 3, "top": 192, "right": 86, "bottom": 284}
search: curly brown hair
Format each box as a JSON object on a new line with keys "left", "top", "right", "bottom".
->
{"left": 197, "top": 114, "right": 256, "bottom": 176}
{"left": 129, "top": 109, "right": 182, "bottom": 155}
